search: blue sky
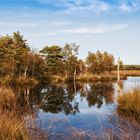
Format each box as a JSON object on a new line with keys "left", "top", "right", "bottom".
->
{"left": 0, "top": 0, "right": 140, "bottom": 64}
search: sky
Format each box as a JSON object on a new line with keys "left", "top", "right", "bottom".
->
{"left": 0, "top": 0, "right": 140, "bottom": 64}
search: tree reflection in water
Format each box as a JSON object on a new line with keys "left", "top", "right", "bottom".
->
{"left": 39, "top": 82, "right": 114, "bottom": 115}
{"left": 86, "top": 83, "right": 114, "bottom": 108}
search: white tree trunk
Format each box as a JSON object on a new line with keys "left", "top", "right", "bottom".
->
{"left": 117, "top": 57, "right": 120, "bottom": 83}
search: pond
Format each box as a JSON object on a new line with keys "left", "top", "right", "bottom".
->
{"left": 25, "top": 77, "right": 140, "bottom": 139}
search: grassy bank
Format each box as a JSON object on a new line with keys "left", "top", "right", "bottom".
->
{"left": 71, "top": 74, "right": 127, "bottom": 82}
{"left": 45, "top": 74, "right": 127, "bottom": 83}
{"left": 113, "top": 70, "right": 140, "bottom": 77}
{"left": 117, "top": 88, "right": 140, "bottom": 122}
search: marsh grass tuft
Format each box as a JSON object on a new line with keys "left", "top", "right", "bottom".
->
{"left": 0, "top": 86, "right": 30, "bottom": 140}
{"left": 0, "top": 86, "right": 15, "bottom": 109}
{"left": 117, "top": 88, "right": 140, "bottom": 122}
{"left": 0, "top": 111, "right": 29, "bottom": 140}
{"left": 0, "top": 85, "right": 47, "bottom": 140}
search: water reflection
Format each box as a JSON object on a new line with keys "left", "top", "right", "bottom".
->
{"left": 86, "top": 83, "right": 114, "bottom": 108}
{"left": 24, "top": 77, "right": 140, "bottom": 139}
{"left": 40, "top": 84, "right": 79, "bottom": 114}
{"left": 39, "top": 82, "right": 114, "bottom": 115}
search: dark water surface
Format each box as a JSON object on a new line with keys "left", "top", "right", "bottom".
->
{"left": 25, "top": 77, "right": 140, "bottom": 139}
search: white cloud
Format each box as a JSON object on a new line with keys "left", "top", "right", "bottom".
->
{"left": 120, "top": 3, "right": 132, "bottom": 12}
{"left": 29, "top": 32, "right": 57, "bottom": 38}
{"left": 62, "top": 24, "right": 127, "bottom": 34}
{"left": 51, "top": 21, "right": 69, "bottom": 27}
{"left": 0, "top": 22, "right": 5, "bottom": 26}
{"left": 36, "top": 0, "right": 140, "bottom": 14}
{"left": 0, "top": 22, "right": 37, "bottom": 28}
{"left": 36, "top": 0, "right": 69, "bottom": 7}
{"left": 36, "top": 0, "right": 111, "bottom": 13}
{"left": 65, "top": 1, "right": 110, "bottom": 14}
{"left": 119, "top": 0, "right": 140, "bottom": 12}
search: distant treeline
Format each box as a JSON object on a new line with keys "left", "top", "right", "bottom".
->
{"left": 122, "top": 65, "right": 140, "bottom": 70}
{"left": 114, "top": 65, "right": 140, "bottom": 70}
{"left": 0, "top": 31, "right": 134, "bottom": 85}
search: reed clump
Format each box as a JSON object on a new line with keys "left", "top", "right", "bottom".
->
{"left": 0, "top": 86, "right": 14, "bottom": 109}
{"left": 0, "top": 86, "right": 29, "bottom": 140}
{"left": 117, "top": 88, "right": 140, "bottom": 122}
{"left": 16, "top": 76, "right": 38, "bottom": 88}
{"left": 0, "top": 111, "right": 29, "bottom": 140}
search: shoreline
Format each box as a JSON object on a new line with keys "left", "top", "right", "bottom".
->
{"left": 44, "top": 73, "right": 127, "bottom": 83}
{"left": 44, "top": 70, "right": 140, "bottom": 83}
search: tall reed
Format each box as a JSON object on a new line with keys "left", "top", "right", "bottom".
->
{"left": 0, "top": 86, "right": 29, "bottom": 140}
{"left": 117, "top": 87, "right": 140, "bottom": 122}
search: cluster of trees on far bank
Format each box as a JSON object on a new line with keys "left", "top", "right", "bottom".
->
{"left": 40, "top": 44, "right": 115, "bottom": 77}
{"left": 1, "top": 31, "right": 139, "bottom": 85}
{"left": 86, "top": 51, "right": 114, "bottom": 74}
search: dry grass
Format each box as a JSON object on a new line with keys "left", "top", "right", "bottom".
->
{"left": 117, "top": 88, "right": 140, "bottom": 122}
{"left": 0, "top": 86, "right": 48, "bottom": 140}
{"left": 45, "top": 73, "right": 127, "bottom": 83}
{"left": 0, "top": 86, "right": 15, "bottom": 109}
{"left": 113, "top": 70, "right": 140, "bottom": 77}
{"left": 64, "top": 74, "right": 127, "bottom": 82}
{"left": 0, "top": 111, "right": 29, "bottom": 140}
{"left": 0, "top": 86, "right": 30, "bottom": 140}
{"left": 29, "top": 116, "right": 140, "bottom": 140}
{"left": 17, "top": 76, "right": 38, "bottom": 88}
